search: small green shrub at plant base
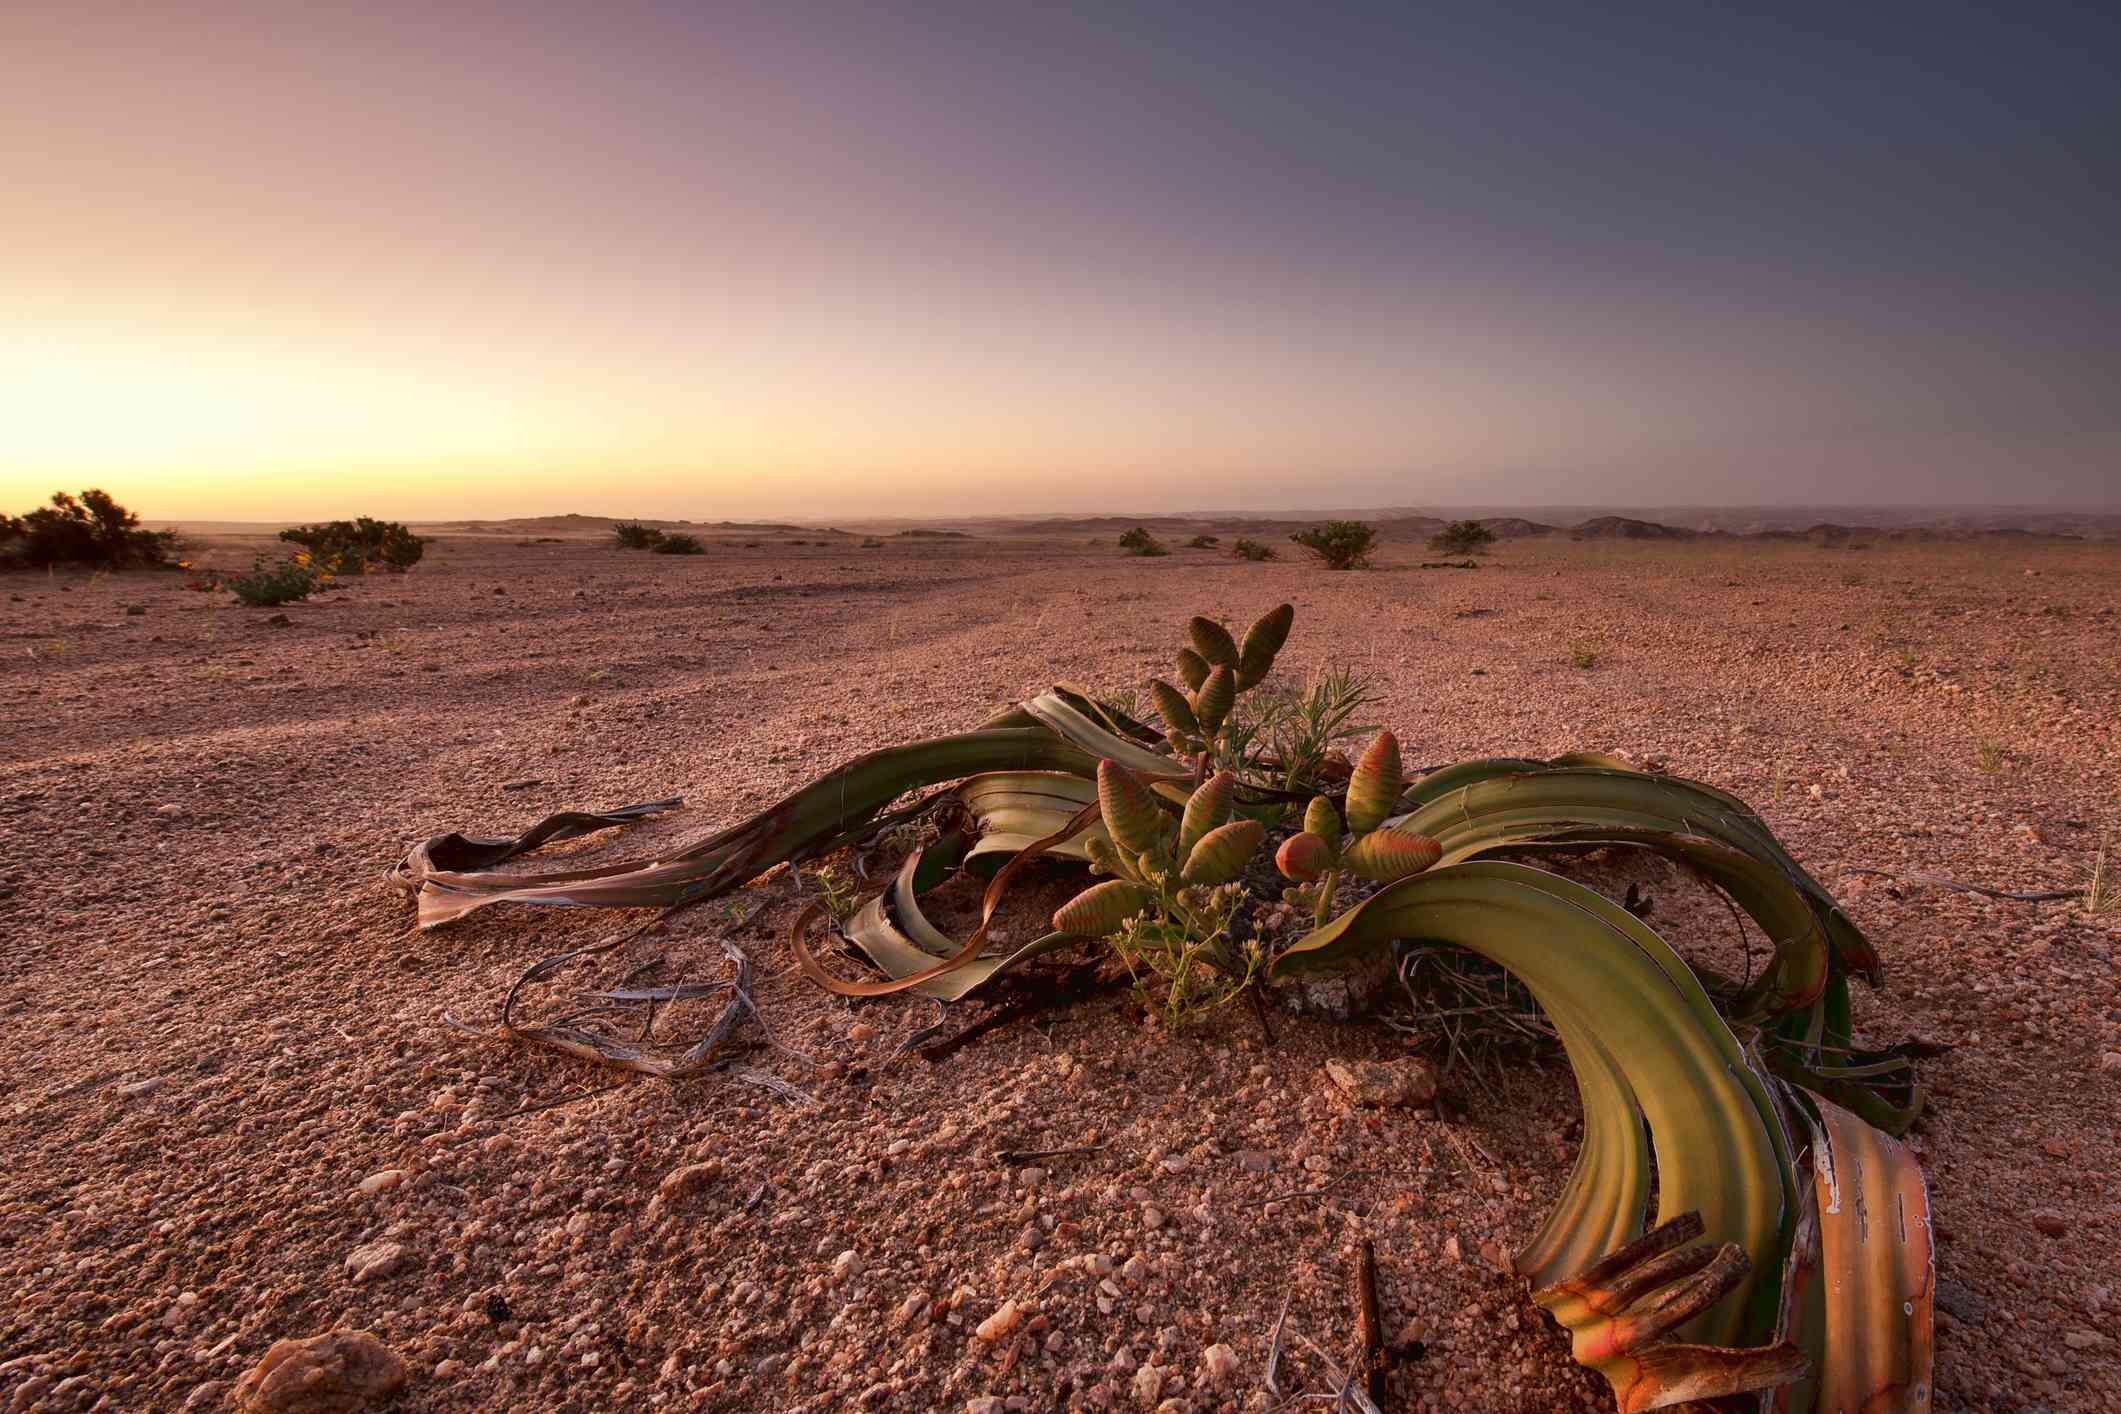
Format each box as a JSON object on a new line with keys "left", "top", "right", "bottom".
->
{"left": 279, "top": 517, "right": 425, "bottom": 571}
{"left": 2, "top": 489, "right": 175, "bottom": 570}
{"left": 1428, "top": 519, "right": 1496, "bottom": 555}
{"left": 1186, "top": 534, "right": 1220, "bottom": 548}
{"left": 226, "top": 551, "right": 336, "bottom": 607}
{"left": 1289, "top": 520, "right": 1377, "bottom": 570}
{"left": 651, "top": 533, "right": 706, "bottom": 555}
{"left": 1231, "top": 538, "right": 1276, "bottom": 561}
{"left": 1118, "top": 526, "right": 1169, "bottom": 557}
{"left": 613, "top": 521, "right": 666, "bottom": 549}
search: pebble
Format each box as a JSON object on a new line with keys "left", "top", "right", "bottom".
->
{"left": 2029, "top": 1211, "right": 2070, "bottom": 1238}
{"left": 358, "top": 1169, "right": 407, "bottom": 1195}
{"left": 118, "top": 1077, "right": 164, "bottom": 1098}
{"left": 1322, "top": 1056, "right": 1439, "bottom": 1108}
{"left": 344, "top": 1240, "right": 407, "bottom": 1283}
{"left": 1131, "top": 1363, "right": 1166, "bottom": 1405}
{"left": 1201, "top": 1343, "right": 1239, "bottom": 1384}
{"left": 849, "top": 1022, "right": 878, "bottom": 1042}
{"left": 967, "top": 1399, "right": 1006, "bottom": 1414}
{"left": 1142, "top": 1206, "right": 1167, "bottom": 1230}
{"left": 1121, "top": 1254, "right": 1149, "bottom": 1282}
{"left": 975, "top": 1300, "right": 1021, "bottom": 1342}
{"left": 1233, "top": 1150, "right": 1273, "bottom": 1174}
{"left": 231, "top": 1328, "right": 405, "bottom": 1412}
{"left": 657, "top": 1161, "right": 722, "bottom": 1200}
{"left": 832, "top": 1249, "right": 863, "bottom": 1284}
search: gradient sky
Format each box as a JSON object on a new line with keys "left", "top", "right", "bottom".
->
{"left": 3, "top": 1, "right": 2117, "bottom": 520}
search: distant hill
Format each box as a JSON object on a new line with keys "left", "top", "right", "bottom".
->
{"left": 1475, "top": 516, "right": 1558, "bottom": 538}
{"left": 1569, "top": 516, "right": 1694, "bottom": 540}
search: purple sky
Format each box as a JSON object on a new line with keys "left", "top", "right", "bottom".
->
{"left": 3, "top": 1, "right": 2116, "bottom": 518}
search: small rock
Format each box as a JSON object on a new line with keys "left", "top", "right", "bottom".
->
{"left": 499, "top": 778, "right": 542, "bottom": 792}
{"left": 1323, "top": 1057, "right": 1438, "bottom": 1109}
{"left": 1302, "top": 1154, "right": 1332, "bottom": 1174}
{"left": 180, "top": 1382, "right": 228, "bottom": 1412}
{"left": 125, "top": 604, "right": 146, "bottom": 616}
{"left": 967, "top": 1399, "right": 1007, "bottom": 1414}
{"left": 2029, "top": 1211, "right": 2070, "bottom": 1238}
{"left": 118, "top": 1077, "right": 164, "bottom": 1098}
{"left": 1232, "top": 1150, "right": 1273, "bottom": 1175}
{"left": 153, "top": 803, "right": 184, "bottom": 818}
{"left": 849, "top": 1022, "right": 878, "bottom": 1042}
{"left": 343, "top": 1240, "right": 406, "bottom": 1283}
{"left": 1142, "top": 1206, "right": 1167, "bottom": 1231}
{"left": 975, "top": 1300, "right": 1021, "bottom": 1342}
{"left": 357, "top": 1170, "right": 407, "bottom": 1196}
{"left": 2064, "top": 1330, "right": 2106, "bottom": 1351}
{"left": 265, "top": 613, "right": 291, "bottom": 627}
{"left": 1933, "top": 1278, "right": 1988, "bottom": 1326}
{"left": 1479, "top": 1238, "right": 1509, "bottom": 1271}
{"left": 1443, "top": 1235, "right": 1462, "bottom": 1263}
{"left": 1131, "top": 1363, "right": 1166, "bottom": 1406}
{"left": 434, "top": 1358, "right": 462, "bottom": 1378}
{"left": 657, "top": 1161, "right": 721, "bottom": 1200}
{"left": 897, "top": 1292, "right": 931, "bottom": 1327}
{"left": 2099, "top": 1052, "right": 2121, "bottom": 1074}
{"left": 232, "top": 1328, "right": 406, "bottom": 1412}
{"left": 1121, "top": 1254, "right": 1150, "bottom": 1282}
{"left": 1086, "top": 1253, "right": 1115, "bottom": 1277}
{"left": 1200, "top": 1343, "right": 1239, "bottom": 1384}
{"left": 831, "top": 1249, "right": 862, "bottom": 1284}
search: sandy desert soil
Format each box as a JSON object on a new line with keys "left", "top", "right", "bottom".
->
{"left": 2, "top": 530, "right": 2116, "bottom": 1413}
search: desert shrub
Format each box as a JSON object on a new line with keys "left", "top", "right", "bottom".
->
{"left": 1, "top": 489, "right": 174, "bottom": 570}
{"left": 651, "top": 533, "right": 706, "bottom": 555}
{"left": 280, "top": 517, "right": 425, "bottom": 570}
{"left": 1186, "top": 534, "right": 1220, "bottom": 548}
{"left": 1231, "top": 538, "right": 1276, "bottom": 562}
{"left": 226, "top": 551, "right": 335, "bottom": 606}
{"left": 1118, "top": 527, "right": 1169, "bottom": 557}
{"left": 1428, "top": 519, "right": 1496, "bottom": 556}
{"left": 1289, "top": 520, "right": 1377, "bottom": 571}
{"left": 860, "top": 536, "right": 884, "bottom": 549}
{"left": 1570, "top": 643, "right": 1600, "bottom": 670}
{"left": 613, "top": 522, "right": 665, "bottom": 549}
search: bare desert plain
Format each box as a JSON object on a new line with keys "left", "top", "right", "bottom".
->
{"left": 2, "top": 526, "right": 2117, "bottom": 1413}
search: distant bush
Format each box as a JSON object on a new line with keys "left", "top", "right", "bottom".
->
{"left": 860, "top": 536, "right": 884, "bottom": 549}
{"left": 280, "top": 517, "right": 425, "bottom": 571}
{"left": 1, "top": 489, "right": 175, "bottom": 570}
{"left": 1231, "top": 538, "right": 1277, "bottom": 562}
{"left": 1186, "top": 534, "right": 1220, "bottom": 548}
{"left": 1119, "top": 526, "right": 1169, "bottom": 558}
{"left": 1289, "top": 520, "right": 1377, "bottom": 571}
{"left": 651, "top": 533, "right": 706, "bottom": 555}
{"left": 613, "top": 522, "right": 665, "bottom": 549}
{"left": 227, "top": 551, "right": 335, "bottom": 606}
{"left": 1428, "top": 520, "right": 1496, "bottom": 556}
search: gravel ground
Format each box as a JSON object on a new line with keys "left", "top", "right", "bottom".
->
{"left": 1, "top": 530, "right": 2115, "bottom": 1412}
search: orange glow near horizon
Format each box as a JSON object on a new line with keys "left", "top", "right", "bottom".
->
{"left": 4, "top": 3, "right": 2115, "bottom": 521}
